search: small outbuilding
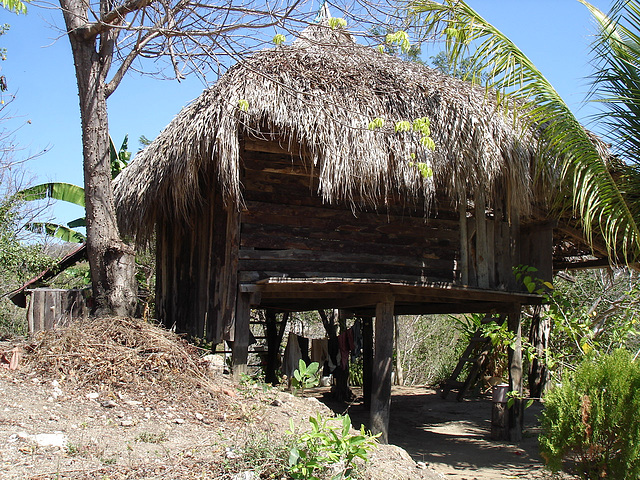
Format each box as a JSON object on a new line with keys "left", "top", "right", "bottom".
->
{"left": 114, "top": 25, "right": 604, "bottom": 441}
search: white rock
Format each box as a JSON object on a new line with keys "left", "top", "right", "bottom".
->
{"left": 232, "top": 472, "right": 258, "bottom": 480}
{"left": 86, "top": 392, "right": 99, "bottom": 400}
{"left": 33, "top": 433, "right": 68, "bottom": 448}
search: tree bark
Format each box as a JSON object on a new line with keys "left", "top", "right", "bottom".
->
{"left": 60, "top": 0, "right": 137, "bottom": 317}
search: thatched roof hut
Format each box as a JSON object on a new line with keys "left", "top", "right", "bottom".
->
{"left": 114, "top": 23, "right": 607, "bottom": 444}
{"left": 115, "top": 25, "right": 541, "bottom": 242}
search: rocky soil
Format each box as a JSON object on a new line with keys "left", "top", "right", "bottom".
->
{"left": 0, "top": 317, "right": 440, "bottom": 480}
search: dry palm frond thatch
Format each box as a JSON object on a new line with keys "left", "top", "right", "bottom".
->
{"left": 114, "top": 24, "right": 543, "bottom": 242}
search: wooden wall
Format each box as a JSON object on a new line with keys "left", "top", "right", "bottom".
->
{"left": 239, "top": 138, "right": 460, "bottom": 285}
{"left": 156, "top": 184, "right": 239, "bottom": 344}
{"left": 154, "top": 135, "right": 553, "bottom": 341}
{"left": 27, "top": 288, "right": 88, "bottom": 333}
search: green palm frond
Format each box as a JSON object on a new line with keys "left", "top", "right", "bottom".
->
{"left": 412, "top": 0, "right": 640, "bottom": 263}
{"left": 25, "top": 222, "right": 86, "bottom": 243}
{"left": 586, "top": 1, "right": 640, "bottom": 165}
{"left": 67, "top": 217, "right": 86, "bottom": 228}
{"left": 17, "top": 182, "right": 86, "bottom": 207}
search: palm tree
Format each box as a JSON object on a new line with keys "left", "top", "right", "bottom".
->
{"left": 412, "top": 0, "right": 640, "bottom": 264}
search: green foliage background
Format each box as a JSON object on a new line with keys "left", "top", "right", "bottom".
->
{"left": 540, "top": 349, "right": 640, "bottom": 479}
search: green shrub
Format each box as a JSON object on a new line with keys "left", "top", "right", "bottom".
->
{"left": 287, "top": 414, "right": 379, "bottom": 480}
{"left": 539, "top": 349, "right": 640, "bottom": 479}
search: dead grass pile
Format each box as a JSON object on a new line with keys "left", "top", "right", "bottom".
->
{"left": 24, "top": 316, "right": 225, "bottom": 397}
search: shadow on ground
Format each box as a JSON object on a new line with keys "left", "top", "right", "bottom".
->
{"left": 309, "top": 385, "right": 561, "bottom": 480}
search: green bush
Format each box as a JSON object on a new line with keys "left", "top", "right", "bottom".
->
{"left": 287, "top": 414, "right": 379, "bottom": 480}
{"left": 539, "top": 349, "right": 640, "bottom": 479}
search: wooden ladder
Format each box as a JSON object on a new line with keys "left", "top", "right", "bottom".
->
{"left": 441, "top": 315, "right": 500, "bottom": 401}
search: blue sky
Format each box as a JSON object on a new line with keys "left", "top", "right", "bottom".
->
{"left": 0, "top": 0, "right": 612, "bottom": 227}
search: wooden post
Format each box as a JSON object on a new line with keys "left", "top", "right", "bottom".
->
{"left": 232, "top": 291, "right": 251, "bottom": 381}
{"left": 371, "top": 296, "right": 395, "bottom": 444}
{"left": 265, "top": 309, "right": 279, "bottom": 386}
{"left": 394, "top": 316, "right": 404, "bottom": 386}
{"left": 475, "top": 192, "right": 489, "bottom": 288}
{"left": 508, "top": 306, "right": 523, "bottom": 442}
{"left": 528, "top": 305, "right": 551, "bottom": 398}
{"left": 362, "top": 316, "right": 373, "bottom": 409}
{"left": 459, "top": 200, "right": 469, "bottom": 285}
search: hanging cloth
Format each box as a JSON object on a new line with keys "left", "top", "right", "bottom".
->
{"left": 311, "top": 338, "right": 330, "bottom": 366}
{"left": 282, "top": 332, "right": 302, "bottom": 378}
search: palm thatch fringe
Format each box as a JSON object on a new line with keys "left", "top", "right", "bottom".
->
{"left": 114, "top": 24, "right": 543, "bottom": 242}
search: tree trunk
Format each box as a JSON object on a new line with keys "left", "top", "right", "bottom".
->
{"left": 61, "top": 0, "right": 137, "bottom": 316}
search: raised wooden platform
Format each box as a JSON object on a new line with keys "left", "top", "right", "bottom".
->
{"left": 240, "top": 277, "right": 542, "bottom": 315}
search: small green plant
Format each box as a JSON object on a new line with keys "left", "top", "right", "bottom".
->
{"left": 135, "top": 431, "right": 168, "bottom": 444}
{"left": 513, "top": 265, "right": 553, "bottom": 295}
{"left": 287, "top": 414, "right": 379, "bottom": 480}
{"left": 506, "top": 390, "right": 534, "bottom": 409}
{"left": 66, "top": 442, "right": 81, "bottom": 456}
{"left": 291, "top": 359, "right": 320, "bottom": 394}
{"left": 539, "top": 349, "right": 640, "bottom": 479}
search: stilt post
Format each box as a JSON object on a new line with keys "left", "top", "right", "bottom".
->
{"left": 362, "top": 316, "right": 373, "bottom": 409}
{"left": 232, "top": 291, "right": 251, "bottom": 381}
{"left": 371, "top": 296, "right": 395, "bottom": 444}
{"left": 508, "top": 306, "right": 523, "bottom": 442}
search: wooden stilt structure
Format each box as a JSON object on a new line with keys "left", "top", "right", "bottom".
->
{"left": 371, "top": 297, "right": 395, "bottom": 444}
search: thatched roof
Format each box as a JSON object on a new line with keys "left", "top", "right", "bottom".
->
{"left": 115, "top": 24, "right": 543, "bottom": 241}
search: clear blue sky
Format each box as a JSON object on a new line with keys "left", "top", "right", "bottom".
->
{"left": 0, "top": 0, "right": 612, "bottom": 227}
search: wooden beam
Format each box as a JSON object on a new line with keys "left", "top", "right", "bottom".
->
{"left": 241, "top": 279, "right": 542, "bottom": 305}
{"left": 459, "top": 201, "right": 469, "bottom": 286}
{"left": 232, "top": 291, "right": 251, "bottom": 381}
{"left": 362, "top": 316, "right": 373, "bottom": 409}
{"left": 371, "top": 296, "right": 395, "bottom": 444}
{"left": 264, "top": 309, "right": 279, "bottom": 385}
{"left": 475, "top": 192, "right": 490, "bottom": 288}
{"left": 508, "top": 307, "right": 523, "bottom": 442}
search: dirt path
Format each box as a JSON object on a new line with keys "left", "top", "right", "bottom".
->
{"left": 313, "top": 385, "right": 576, "bottom": 480}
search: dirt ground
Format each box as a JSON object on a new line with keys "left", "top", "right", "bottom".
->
{"left": 0, "top": 318, "right": 575, "bottom": 479}
{"left": 309, "top": 386, "right": 576, "bottom": 480}
{"left": 0, "top": 319, "right": 439, "bottom": 480}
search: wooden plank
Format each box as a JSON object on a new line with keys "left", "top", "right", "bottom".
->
{"left": 371, "top": 297, "right": 395, "bottom": 444}
{"left": 238, "top": 270, "right": 456, "bottom": 286}
{"left": 458, "top": 201, "right": 469, "bottom": 286}
{"left": 241, "top": 223, "right": 457, "bottom": 251}
{"left": 521, "top": 224, "right": 554, "bottom": 283}
{"left": 242, "top": 201, "right": 460, "bottom": 232}
{"left": 475, "top": 192, "right": 489, "bottom": 288}
{"left": 232, "top": 291, "right": 251, "bottom": 380}
{"left": 486, "top": 216, "right": 495, "bottom": 286}
{"left": 362, "top": 316, "right": 373, "bottom": 409}
{"left": 43, "top": 290, "right": 56, "bottom": 331}
{"left": 508, "top": 307, "right": 523, "bottom": 442}
{"left": 241, "top": 279, "right": 543, "bottom": 305}
{"left": 240, "top": 232, "right": 453, "bottom": 259}
{"left": 238, "top": 248, "right": 452, "bottom": 270}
